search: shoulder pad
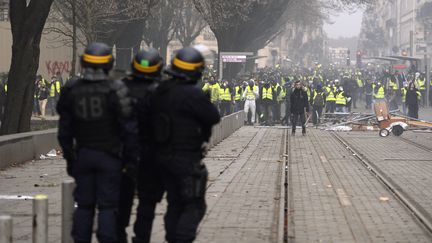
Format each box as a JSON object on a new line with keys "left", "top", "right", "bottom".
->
{"left": 111, "top": 79, "right": 129, "bottom": 98}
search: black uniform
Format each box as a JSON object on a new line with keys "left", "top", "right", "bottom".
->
{"left": 142, "top": 79, "right": 220, "bottom": 243}
{"left": 117, "top": 75, "right": 161, "bottom": 243}
{"left": 57, "top": 77, "right": 138, "bottom": 243}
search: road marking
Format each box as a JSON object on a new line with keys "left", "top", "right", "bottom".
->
{"left": 336, "top": 188, "right": 352, "bottom": 206}
{"left": 0, "top": 195, "right": 33, "bottom": 200}
{"left": 320, "top": 155, "right": 328, "bottom": 163}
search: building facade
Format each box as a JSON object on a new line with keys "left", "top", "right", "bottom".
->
{"left": 359, "top": 0, "right": 432, "bottom": 60}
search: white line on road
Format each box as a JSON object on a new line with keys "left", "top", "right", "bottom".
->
{"left": 0, "top": 195, "right": 34, "bottom": 200}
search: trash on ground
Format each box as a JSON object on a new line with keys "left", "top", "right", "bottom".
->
{"left": 379, "top": 196, "right": 389, "bottom": 202}
{"left": 40, "top": 148, "right": 59, "bottom": 159}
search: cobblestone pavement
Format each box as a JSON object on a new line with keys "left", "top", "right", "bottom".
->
{"left": 288, "top": 129, "right": 431, "bottom": 242}
{"left": 0, "top": 126, "right": 285, "bottom": 243}
{"left": 400, "top": 131, "right": 432, "bottom": 150}
{"left": 3, "top": 125, "right": 432, "bottom": 242}
{"left": 338, "top": 130, "right": 432, "bottom": 232}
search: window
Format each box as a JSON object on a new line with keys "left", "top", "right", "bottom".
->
{"left": 0, "top": 0, "right": 8, "bottom": 21}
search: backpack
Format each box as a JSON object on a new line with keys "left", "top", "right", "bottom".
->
{"left": 313, "top": 92, "right": 324, "bottom": 106}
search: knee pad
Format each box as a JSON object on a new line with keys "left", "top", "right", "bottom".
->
{"left": 180, "top": 165, "right": 208, "bottom": 202}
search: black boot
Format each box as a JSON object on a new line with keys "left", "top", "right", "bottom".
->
{"left": 291, "top": 129, "right": 295, "bottom": 136}
{"left": 302, "top": 126, "right": 306, "bottom": 136}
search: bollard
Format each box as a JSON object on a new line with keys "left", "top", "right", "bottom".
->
{"left": 0, "top": 215, "right": 12, "bottom": 243}
{"left": 33, "top": 194, "right": 48, "bottom": 243}
{"left": 62, "top": 179, "right": 75, "bottom": 243}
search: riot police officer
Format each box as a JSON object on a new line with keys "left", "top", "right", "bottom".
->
{"left": 57, "top": 42, "right": 138, "bottom": 243}
{"left": 141, "top": 47, "right": 220, "bottom": 243}
{"left": 117, "top": 49, "right": 164, "bottom": 243}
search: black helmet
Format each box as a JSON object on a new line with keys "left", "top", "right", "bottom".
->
{"left": 80, "top": 42, "right": 114, "bottom": 71}
{"left": 131, "top": 49, "right": 163, "bottom": 79}
{"left": 166, "top": 47, "right": 205, "bottom": 81}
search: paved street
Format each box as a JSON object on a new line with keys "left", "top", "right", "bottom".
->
{"left": 1, "top": 126, "right": 432, "bottom": 242}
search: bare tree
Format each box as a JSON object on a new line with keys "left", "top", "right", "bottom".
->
{"left": 1, "top": 0, "right": 54, "bottom": 134}
{"left": 176, "top": 0, "right": 207, "bottom": 47}
{"left": 48, "top": 0, "right": 157, "bottom": 70}
{"left": 193, "top": 0, "right": 292, "bottom": 78}
{"left": 142, "top": 0, "right": 182, "bottom": 60}
{"left": 193, "top": 0, "right": 372, "bottom": 78}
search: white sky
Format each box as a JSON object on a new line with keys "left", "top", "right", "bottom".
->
{"left": 324, "top": 10, "right": 364, "bottom": 38}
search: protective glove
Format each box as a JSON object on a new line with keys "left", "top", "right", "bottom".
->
{"left": 64, "top": 152, "right": 76, "bottom": 177}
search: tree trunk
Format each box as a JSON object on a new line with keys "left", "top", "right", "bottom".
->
{"left": 71, "top": 0, "right": 77, "bottom": 75}
{"left": 1, "top": 0, "right": 54, "bottom": 135}
{"left": 114, "top": 21, "right": 145, "bottom": 71}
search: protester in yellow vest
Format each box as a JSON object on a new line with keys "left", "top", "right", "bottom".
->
{"left": 260, "top": 81, "right": 274, "bottom": 125}
{"left": 202, "top": 77, "right": 221, "bottom": 104}
{"left": 219, "top": 80, "right": 233, "bottom": 116}
{"left": 325, "top": 82, "right": 336, "bottom": 113}
{"left": 272, "top": 80, "right": 284, "bottom": 123}
{"left": 233, "top": 83, "right": 243, "bottom": 112}
{"left": 311, "top": 84, "right": 326, "bottom": 125}
{"left": 242, "top": 79, "right": 259, "bottom": 125}
{"left": 373, "top": 82, "right": 386, "bottom": 101}
{"left": 335, "top": 86, "right": 347, "bottom": 113}
{"left": 47, "top": 76, "right": 62, "bottom": 116}
{"left": 415, "top": 72, "right": 426, "bottom": 106}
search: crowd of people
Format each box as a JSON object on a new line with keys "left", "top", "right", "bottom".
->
{"left": 0, "top": 72, "right": 64, "bottom": 120}
{"left": 200, "top": 64, "right": 432, "bottom": 134}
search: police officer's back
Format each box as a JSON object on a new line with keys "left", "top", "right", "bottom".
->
{"left": 144, "top": 47, "right": 220, "bottom": 243}
{"left": 57, "top": 42, "right": 137, "bottom": 243}
{"left": 118, "top": 49, "right": 164, "bottom": 243}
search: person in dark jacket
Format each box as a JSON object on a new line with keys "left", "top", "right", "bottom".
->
{"left": 118, "top": 49, "right": 164, "bottom": 243}
{"left": 141, "top": 47, "right": 220, "bottom": 243}
{"left": 290, "top": 80, "right": 309, "bottom": 135}
{"left": 57, "top": 42, "right": 139, "bottom": 243}
{"left": 406, "top": 82, "right": 421, "bottom": 119}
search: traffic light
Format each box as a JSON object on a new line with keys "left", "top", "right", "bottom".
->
{"left": 356, "top": 51, "right": 362, "bottom": 68}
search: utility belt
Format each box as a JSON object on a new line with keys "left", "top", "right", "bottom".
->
{"left": 76, "top": 143, "right": 123, "bottom": 159}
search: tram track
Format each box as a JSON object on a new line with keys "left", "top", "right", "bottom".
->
{"left": 331, "top": 131, "right": 432, "bottom": 238}
{"left": 398, "top": 136, "right": 432, "bottom": 153}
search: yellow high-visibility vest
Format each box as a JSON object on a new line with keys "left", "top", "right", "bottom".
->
{"left": 374, "top": 86, "right": 385, "bottom": 99}
{"left": 312, "top": 91, "right": 325, "bottom": 105}
{"left": 49, "top": 83, "right": 56, "bottom": 97}
{"left": 234, "top": 86, "right": 241, "bottom": 101}
{"left": 275, "top": 83, "right": 285, "bottom": 101}
{"left": 4, "top": 84, "right": 7, "bottom": 93}
{"left": 336, "top": 92, "right": 346, "bottom": 105}
{"left": 219, "top": 87, "right": 231, "bottom": 101}
{"left": 388, "top": 80, "right": 398, "bottom": 90}
{"left": 203, "top": 83, "right": 220, "bottom": 103}
{"left": 416, "top": 78, "right": 426, "bottom": 91}
{"left": 325, "top": 86, "right": 336, "bottom": 101}
{"left": 401, "top": 88, "right": 407, "bottom": 103}
{"left": 357, "top": 79, "right": 363, "bottom": 88}
{"left": 55, "top": 80, "right": 61, "bottom": 93}
{"left": 262, "top": 87, "right": 273, "bottom": 100}
{"left": 246, "top": 86, "right": 257, "bottom": 99}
